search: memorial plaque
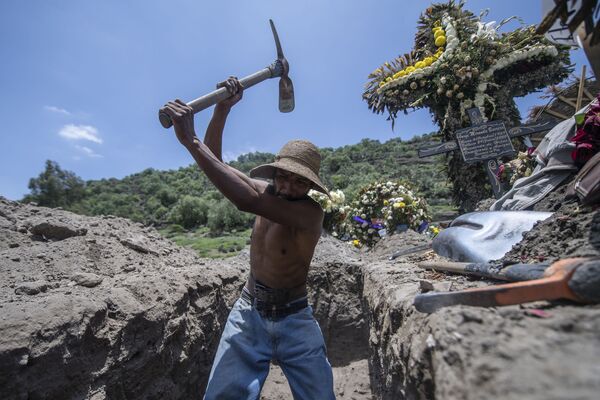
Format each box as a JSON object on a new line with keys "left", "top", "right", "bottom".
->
{"left": 455, "top": 121, "right": 515, "bottom": 164}
{"left": 416, "top": 108, "right": 556, "bottom": 199}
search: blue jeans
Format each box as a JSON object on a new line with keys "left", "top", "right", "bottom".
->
{"left": 203, "top": 297, "right": 335, "bottom": 400}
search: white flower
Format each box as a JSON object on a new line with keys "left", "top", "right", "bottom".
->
{"left": 471, "top": 21, "right": 498, "bottom": 41}
{"left": 477, "top": 82, "right": 487, "bottom": 92}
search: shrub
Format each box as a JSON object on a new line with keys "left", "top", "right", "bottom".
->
{"left": 207, "top": 201, "right": 254, "bottom": 235}
{"left": 168, "top": 195, "right": 209, "bottom": 229}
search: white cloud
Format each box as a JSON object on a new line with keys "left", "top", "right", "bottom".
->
{"left": 59, "top": 124, "right": 103, "bottom": 144}
{"left": 75, "top": 145, "right": 103, "bottom": 158}
{"left": 44, "top": 105, "right": 71, "bottom": 116}
{"left": 223, "top": 146, "right": 258, "bottom": 162}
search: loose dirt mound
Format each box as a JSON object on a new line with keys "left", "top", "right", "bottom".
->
{"left": 0, "top": 197, "right": 246, "bottom": 399}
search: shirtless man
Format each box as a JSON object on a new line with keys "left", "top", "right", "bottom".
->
{"left": 162, "top": 78, "right": 335, "bottom": 400}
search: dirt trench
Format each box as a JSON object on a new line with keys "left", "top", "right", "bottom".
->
{"left": 260, "top": 236, "right": 374, "bottom": 399}
{"left": 3, "top": 197, "right": 599, "bottom": 400}
{"left": 263, "top": 228, "right": 600, "bottom": 400}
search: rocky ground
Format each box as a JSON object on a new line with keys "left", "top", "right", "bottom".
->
{"left": 1, "top": 193, "right": 599, "bottom": 399}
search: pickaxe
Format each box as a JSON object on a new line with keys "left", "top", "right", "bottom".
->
{"left": 413, "top": 258, "right": 600, "bottom": 313}
{"left": 158, "top": 19, "right": 294, "bottom": 129}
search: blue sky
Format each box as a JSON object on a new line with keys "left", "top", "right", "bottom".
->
{"left": 0, "top": 0, "right": 592, "bottom": 200}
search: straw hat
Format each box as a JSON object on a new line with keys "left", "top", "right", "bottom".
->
{"left": 250, "top": 140, "right": 330, "bottom": 197}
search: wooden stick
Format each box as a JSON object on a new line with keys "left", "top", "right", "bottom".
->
{"left": 543, "top": 108, "right": 570, "bottom": 120}
{"left": 558, "top": 95, "right": 577, "bottom": 109}
{"left": 583, "top": 87, "right": 595, "bottom": 101}
{"left": 575, "top": 65, "right": 587, "bottom": 111}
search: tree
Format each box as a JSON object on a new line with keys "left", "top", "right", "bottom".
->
{"left": 168, "top": 195, "right": 210, "bottom": 229}
{"left": 207, "top": 201, "right": 254, "bottom": 234}
{"left": 23, "top": 160, "right": 85, "bottom": 208}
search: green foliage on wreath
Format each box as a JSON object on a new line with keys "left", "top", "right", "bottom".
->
{"left": 363, "top": 0, "right": 572, "bottom": 211}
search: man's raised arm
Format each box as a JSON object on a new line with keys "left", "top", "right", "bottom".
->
{"left": 203, "top": 77, "right": 242, "bottom": 162}
{"left": 203, "top": 78, "right": 268, "bottom": 193}
{"left": 162, "top": 99, "right": 261, "bottom": 211}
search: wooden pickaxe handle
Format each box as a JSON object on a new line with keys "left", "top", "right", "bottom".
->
{"left": 159, "top": 19, "right": 292, "bottom": 129}
{"left": 158, "top": 65, "right": 280, "bottom": 129}
{"left": 414, "top": 258, "right": 591, "bottom": 313}
{"left": 418, "top": 260, "right": 550, "bottom": 281}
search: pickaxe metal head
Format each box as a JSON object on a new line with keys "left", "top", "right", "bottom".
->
{"left": 159, "top": 19, "right": 294, "bottom": 129}
{"left": 269, "top": 19, "right": 294, "bottom": 113}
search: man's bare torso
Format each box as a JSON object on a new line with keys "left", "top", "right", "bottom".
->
{"left": 249, "top": 203, "right": 321, "bottom": 291}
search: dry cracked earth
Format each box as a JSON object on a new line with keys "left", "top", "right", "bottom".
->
{"left": 1, "top": 195, "right": 600, "bottom": 400}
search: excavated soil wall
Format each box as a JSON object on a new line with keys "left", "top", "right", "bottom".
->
{"left": 2, "top": 197, "right": 600, "bottom": 400}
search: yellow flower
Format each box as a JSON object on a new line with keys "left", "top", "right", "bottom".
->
{"left": 393, "top": 202, "right": 406, "bottom": 209}
{"left": 415, "top": 61, "right": 425, "bottom": 69}
{"left": 432, "top": 27, "right": 442, "bottom": 34}
{"left": 435, "top": 36, "right": 446, "bottom": 47}
{"left": 393, "top": 71, "right": 402, "bottom": 79}
{"left": 405, "top": 66, "right": 416, "bottom": 74}
{"left": 423, "top": 57, "right": 433, "bottom": 66}
{"left": 383, "top": 200, "right": 389, "bottom": 206}
{"left": 353, "top": 239, "right": 360, "bottom": 247}
{"left": 434, "top": 29, "right": 445, "bottom": 39}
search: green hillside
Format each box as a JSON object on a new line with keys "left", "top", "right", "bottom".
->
{"left": 23, "top": 134, "right": 454, "bottom": 256}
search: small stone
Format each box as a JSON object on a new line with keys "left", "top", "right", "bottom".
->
{"left": 30, "top": 221, "right": 87, "bottom": 241}
{"left": 11, "top": 256, "right": 21, "bottom": 262}
{"left": 419, "top": 280, "right": 434, "bottom": 293}
{"left": 17, "top": 353, "right": 29, "bottom": 366}
{"left": 71, "top": 273, "right": 103, "bottom": 288}
{"left": 122, "top": 264, "right": 136, "bottom": 272}
{"left": 120, "top": 235, "right": 158, "bottom": 256}
{"left": 15, "top": 281, "right": 50, "bottom": 295}
{"left": 426, "top": 334, "right": 436, "bottom": 349}
{"left": 9, "top": 243, "right": 19, "bottom": 248}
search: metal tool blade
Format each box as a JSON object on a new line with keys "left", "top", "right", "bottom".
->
{"left": 279, "top": 76, "right": 294, "bottom": 112}
{"left": 413, "top": 290, "right": 499, "bottom": 313}
{"left": 270, "top": 19, "right": 284, "bottom": 59}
